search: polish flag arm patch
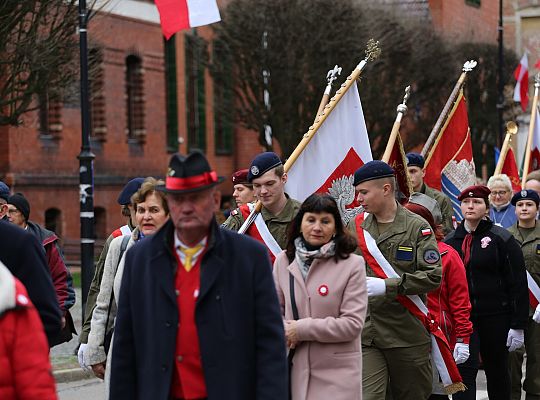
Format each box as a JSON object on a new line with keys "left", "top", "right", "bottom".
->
{"left": 421, "top": 228, "right": 432, "bottom": 236}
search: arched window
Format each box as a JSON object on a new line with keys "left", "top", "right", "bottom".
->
{"left": 45, "top": 208, "right": 63, "bottom": 238}
{"left": 125, "top": 54, "right": 145, "bottom": 143}
{"left": 94, "top": 207, "right": 107, "bottom": 240}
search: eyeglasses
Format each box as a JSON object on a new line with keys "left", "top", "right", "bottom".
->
{"left": 7, "top": 208, "right": 20, "bottom": 215}
{"left": 490, "top": 190, "right": 508, "bottom": 197}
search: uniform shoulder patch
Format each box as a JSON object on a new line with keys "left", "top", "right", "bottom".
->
{"left": 421, "top": 228, "right": 432, "bottom": 236}
{"left": 423, "top": 249, "right": 440, "bottom": 264}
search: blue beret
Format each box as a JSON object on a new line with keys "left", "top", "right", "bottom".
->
{"left": 353, "top": 160, "right": 395, "bottom": 186}
{"left": 247, "top": 152, "right": 282, "bottom": 182}
{"left": 117, "top": 178, "right": 145, "bottom": 205}
{"left": 0, "top": 181, "right": 9, "bottom": 201}
{"left": 511, "top": 189, "right": 540, "bottom": 206}
{"left": 406, "top": 153, "right": 425, "bottom": 168}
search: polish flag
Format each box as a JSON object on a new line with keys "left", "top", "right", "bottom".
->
{"left": 155, "top": 0, "right": 221, "bottom": 40}
{"left": 527, "top": 108, "right": 540, "bottom": 173}
{"left": 285, "top": 84, "right": 372, "bottom": 224}
{"left": 500, "top": 147, "right": 521, "bottom": 192}
{"left": 514, "top": 53, "right": 529, "bottom": 112}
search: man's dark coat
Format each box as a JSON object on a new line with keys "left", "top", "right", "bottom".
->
{"left": 110, "top": 219, "right": 287, "bottom": 400}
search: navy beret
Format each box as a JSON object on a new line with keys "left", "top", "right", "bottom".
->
{"left": 247, "top": 152, "right": 282, "bottom": 182}
{"left": 457, "top": 185, "right": 491, "bottom": 201}
{"left": 511, "top": 189, "right": 540, "bottom": 206}
{"left": 353, "top": 160, "right": 395, "bottom": 186}
{"left": 406, "top": 153, "right": 425, "bottom": 168}
{"left": 117, "top": 178, "right": 145, "bottom": 205}
{"left": 0, "top": 181, "right": 9, "bottom": 201}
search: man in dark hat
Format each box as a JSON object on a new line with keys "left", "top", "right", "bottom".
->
{"left": 110, "top": 151, "right": 287, "bottom": 400}
{"left": 231, "top": 168, "right": 255, "bottom": 206}
{"left": 347, "top": 160, "right": 442, "bottom": 400}
{"left": 406, "top": 152, "right": 454, "bottom": 234}
{"left": 0, "top": 180, "right": 10, "bottom": 220}
{"left": 223, "top": 152, "right": 300, "bottom": 260}
{"left": 7, "top": 193, "right": 77, "bottom": 346}
{"left": 445, "top": 185, "right": 528, "bottom": 400}
{"left": 78, "top": 177, "right": 145, "bottom": 368}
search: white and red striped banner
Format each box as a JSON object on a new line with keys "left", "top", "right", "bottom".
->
{"left": 527, "top": 271, "right": 540, "bottom": 309}
{"left": 514, "top": 53, "right": 529, "bottom": 112}
{"left": 239, "top": 203, "right": 281, "bottom": 263}
{"left": 155, "top": 0, "right": 221, "bottom": 39}
{"left": 355, "top": 213, "right": 464, "bottom": 393}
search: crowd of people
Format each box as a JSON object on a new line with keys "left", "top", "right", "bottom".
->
{"left": 1, "top": 149, "right": 540, "bottom": 400}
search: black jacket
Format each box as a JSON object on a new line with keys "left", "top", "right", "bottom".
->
{"left": 110, "top": 219, "right": 288, "bottom": 400}
{"left": 444, "top": 219, "right": 528, "bottom": 329}
{"left": 0, "top": 221, "right": 62, "bottom": 346}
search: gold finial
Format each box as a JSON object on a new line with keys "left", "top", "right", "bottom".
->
{"left": 365, "top": 39, "right": 381, "bottom": 62}
{"left": 506, "top": 121, "right": 518, "bottom": 135}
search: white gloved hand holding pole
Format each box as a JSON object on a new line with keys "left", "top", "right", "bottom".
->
{"left": 506, "top": 329, "right": 525, "bottom": 352}
{"left": 533, "top": 304, "right": 540, "bottom": 324}
{"left": 453, "top": 343, "right": 470, "bottom": 364}
{"left": 366, "top": 277, "right": 386, "bottom": 297}
{"left": 77, "top": 343, "right": 91, "bottom": 371}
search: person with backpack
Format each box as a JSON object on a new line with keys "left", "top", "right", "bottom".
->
{"left": 83, "top": 178, "right": 169, "bottom": 393}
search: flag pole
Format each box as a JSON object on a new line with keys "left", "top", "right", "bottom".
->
{"left": 238, "top": 39, "right": 381, "bottom": 234}
{"left": 314, "top": 65, "right": 342, "bottom": 121}
{"left": 494, "top": 121, "right": 518, "bottom": 176}
{"left": 521, "top": 74, "right": 540, "bottom": 186}
{"left": 421, "top": 60, "right": 477, "bottom": 157}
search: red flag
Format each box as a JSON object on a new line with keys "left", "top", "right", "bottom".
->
{"left": 501, "top": 147, "right": 521, "bottom": 192}
{"left": 387, "top": 132, "right": 412, "bottom": 200}
{"left": 286, "top": 84, "right": 372, "bottom": 224}
{"left": 154, "top": 0, "right": 221, "bottom": 40}
{"left": 514, "top": 53, "right": 529, "bottom": 112}
{"left": 424, "top": 91, "right": 476, "bottom": 220}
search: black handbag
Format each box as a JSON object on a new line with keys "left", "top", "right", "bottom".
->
{"left": 288, "top": 273, "right": 299, "bottom": 400}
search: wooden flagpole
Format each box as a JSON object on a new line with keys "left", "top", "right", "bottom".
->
{"left": 314, "top": 65, "right": 342, "bottom": 121}
{"left": 421, "top": 60, "right": 477, "bottom": 158}
{"left": 493, "top": 121, "right": 518, "bottom": 176}
{"left": 238, "top": 39, "right": 381, "bottom": 234}
{"left": 521, "top": 74, "right": 540, "bottom": 187}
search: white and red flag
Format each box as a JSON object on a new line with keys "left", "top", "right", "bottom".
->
{"left": 424, "top": 91, "right": 476, "bottom": 221}
{"left": 500, "top": 147, "right": 521, "bottom": 192}
{"left": 526, "top": 108, "right": 540, "bottom": 173}
{"left": 514, "top": 53, "right": 529, "bottom": 112}
{"left": 154, "top": 0, "right": 221, "bottom": 40}
{"left": 285, "top": 84, "right": 372, "bottom": 223}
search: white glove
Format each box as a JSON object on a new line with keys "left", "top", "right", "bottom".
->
{"left": 366, "top": 277, "right": 386, "bottom": 297}
{"left": 453, "top": 342, "right": 469, "bottom": 364}
{"left": 506, "top": 329, "right": 525, "bottom": 352}
{"left": 77, "top": 343, "right": 91, "bottom": 371}
{"left": 533, "top": 304, "right": 540, "bottom": 324}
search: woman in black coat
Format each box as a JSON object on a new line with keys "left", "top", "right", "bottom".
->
{"left": 444, "top": 185, "right": 529, "bottom": 400}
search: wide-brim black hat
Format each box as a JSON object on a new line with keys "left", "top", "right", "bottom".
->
{"left": 157, "top": 151, "right": 225, "bottom": 194}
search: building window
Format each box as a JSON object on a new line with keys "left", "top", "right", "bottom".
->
{"left": 94, "top": 206, "right": 107, "bottom": 240}
{"left": 38, "top": 90, "right": 62, "bottom": 140}
{"left": 465, "top": 0, "right": 480, "bottom": 7}
{"left": 164, "top": 36, "right": 179, "bottom": 153}
{"left": 126, "top": 54, "right": 145, "bottom": 143}
{"left": 212, "top": 40, "right": 233, "bottom": 155}
{"left": 45, "top": 208, "right": 63, "bottom": 238}
{"left": 185, "top": 32, "right": 207, "bottom": 152}
{"left": 89, "top": 47, "right": 107, "bottom": 142}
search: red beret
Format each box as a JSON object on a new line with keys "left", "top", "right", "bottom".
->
{"left": 231, "top": 169, "right": 250, "bottom": 185}
{"left": 457, "top": 185, "right": 491, "bottom": 201}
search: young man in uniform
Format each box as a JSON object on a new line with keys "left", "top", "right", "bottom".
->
{"left": 231, "top": 168, "right": 255, "bottom": 206}
{"left": 222, "top": 152, "right": 300, "bottom": 258}
{"left": 406, "top": 153, "right": 454, "bottom": 234}
{"left": 347, "top": 160, "right": 442, "bottom": 400}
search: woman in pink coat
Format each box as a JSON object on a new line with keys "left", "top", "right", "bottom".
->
{"left": 273, "top": 193, "right": 368, "bottom": 400}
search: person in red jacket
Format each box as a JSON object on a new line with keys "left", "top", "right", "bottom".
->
{"left": 0, "top": 261, "right": 57, "bottom": 400}
{"left": 406, "top": 193, "right": 473, "bottom": 400}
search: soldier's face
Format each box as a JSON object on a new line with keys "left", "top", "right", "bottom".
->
{"left": 232, "top": 184, "right": 255, "bottom": 206}
{"left": 515, "top": 199, "right": 538, "bottom": 222}
{"left": 355, "top": 180, "right": 388, "bottom": 214}
{"left": 460, "top": 197, "right": 487, "bottom": 223}
{"left": 167, "top": 188, "right": 220, "bottom": 243}
{"left": 252, "top": 169, "right": 286, "bottom": 208}
{"left": 407, "top": 166, "right": 425, "bottom": 191}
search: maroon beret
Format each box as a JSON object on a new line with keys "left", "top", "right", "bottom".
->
{"left": 231, "top": 169, "right": 250, "bottom": 185}
{"left": 457, "top": 185, "right": 491, "bottom": 201}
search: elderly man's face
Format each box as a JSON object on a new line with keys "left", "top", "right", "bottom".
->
{"left": 525, "top": 179, "right": 540, "bottom": 196}
{"left": 489, "top": 183, "right": 512, "bottom": 207}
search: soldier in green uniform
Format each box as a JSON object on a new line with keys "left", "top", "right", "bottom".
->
{"left": 407, "top": 153, "right": 454, "bottom": 234}
{"left": 222, "top": 152, "right": 300, "bottom": 251}
{"left": 507, "top": 189, "right": 540, "bottom": 400}
{"left": 347, "top": 160, "right": 442, "bottom": 400}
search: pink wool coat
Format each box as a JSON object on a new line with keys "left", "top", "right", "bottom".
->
{"left": 273, "top": 250, "right": 368, "bottom": 400}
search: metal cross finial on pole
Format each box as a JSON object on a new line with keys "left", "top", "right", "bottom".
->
{"left": 314, "top": 65, "right": 342, "bottom": 119}
{"left": 382, "top": 85, "right": 411, "bottom": 162}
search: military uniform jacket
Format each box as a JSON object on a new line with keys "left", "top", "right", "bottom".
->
{"left": 421, "top": 183, "right": 454, "bottom": 234}
{"left": 508, "top": 222, "right": 540, "bottom": 316}
{"left": 348, "top": 204, "right": 442, "bottom": 348}
{"left": 222, "top": 196, "right": 301, "bottom": 249}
